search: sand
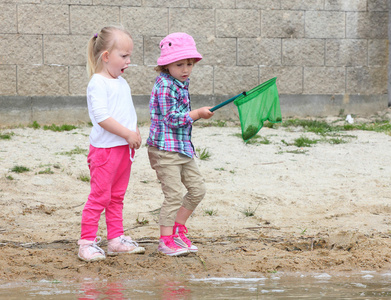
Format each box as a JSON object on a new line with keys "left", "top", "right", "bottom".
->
{"left": 0, "top": 109, "right": 391, "bottom": 282}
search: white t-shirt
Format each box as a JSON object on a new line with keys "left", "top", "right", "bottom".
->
{"left": 87, "top": 74, "right": 137, "bottom": 148}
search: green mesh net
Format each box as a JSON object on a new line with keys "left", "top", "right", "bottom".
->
{"left": 233, "top": 77, "right": 281, "bottom": 142}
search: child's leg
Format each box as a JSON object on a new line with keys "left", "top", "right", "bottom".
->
{"left": 80, "top": 146, "right": 114, "bottom": 241}
{"left": 105, "top": 145, "right": 131, "bottom": 240}
{"left": 172, "top": 158, "right": 205, "bottom": 252}
{"left": 148, "top": 147, "right": 189, "bottom": 256}
{"left": 179, "top": 157, "right": 206, "bottom": 222}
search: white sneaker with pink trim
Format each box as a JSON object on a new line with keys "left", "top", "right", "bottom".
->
{"left": 107, "top": 235, "right": 145, "bottom": 256}
{"left": 78, "top": 237, "right": 106, "bottom": 262}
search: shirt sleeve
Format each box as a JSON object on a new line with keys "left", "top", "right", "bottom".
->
{"left": 88, "top": 78, "right": 110, "bottom": 123}
{"left": 157, "top": 82, "right": 193, "bottom": 128}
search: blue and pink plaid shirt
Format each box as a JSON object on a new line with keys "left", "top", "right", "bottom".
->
{"left": 147, "top": 72, "right": 195, "bottom": 157}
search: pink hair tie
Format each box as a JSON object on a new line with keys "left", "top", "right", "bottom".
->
{"left": 94, "top": 33, "right": 98, "bottom": 38}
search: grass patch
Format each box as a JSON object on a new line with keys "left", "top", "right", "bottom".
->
{"left": 78, "top": 173, "right": 90, "bottom": 183}
{"left": 28, "top": 121, "right": 41, "bottom": 129}
{"left": 196, "top": 147, "right": 211, "bottom": 160}
{"left": 5, "top": 175, "right": 14, "bottom": 180}
{"left": 43, "top": 124, "right": 77, "bottom": 132}
{"left": 203, "top": 208, "right": 218, "bottom": 216}
{"left": 58, "top": 146, "right": 87, "bottom": 156}
{"left": 241, "top": 202, "right": 261, "bottom": 217}
{"left": 0, "top": 132, "right": 14, "bottom": 140}
{"left": 293, "top": 136, "right": 319, "bottom": 147}
{"left": 38, "top": 168, "right": 54, "bottom": 175}
{"left": 11, "top": 165, "right": 30, "bottom": 173}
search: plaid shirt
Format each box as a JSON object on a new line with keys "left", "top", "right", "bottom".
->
{"left": 147, "top": 72, "right": 195, "bottom": 157}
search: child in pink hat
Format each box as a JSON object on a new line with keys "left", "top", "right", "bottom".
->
{"left": 147, "top": 32, "right": 214, "bottom": 256}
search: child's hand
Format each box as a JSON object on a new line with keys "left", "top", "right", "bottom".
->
{"left": 126, "top": 131, "right": 141, "bottom": 149}
{"left": 191, "top": 107, "right": 214, "bottom": 120}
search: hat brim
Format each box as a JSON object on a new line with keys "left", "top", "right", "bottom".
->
{"left": 157, "top": 51, "right": 202, "bottom": 66}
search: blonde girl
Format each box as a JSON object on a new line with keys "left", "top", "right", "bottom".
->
{"left": 77, "top": 26, "right": 145, "bottom": 262}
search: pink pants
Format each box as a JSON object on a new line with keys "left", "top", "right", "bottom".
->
{"left": 80, "top": 144, "right": 134, "bottom": 241}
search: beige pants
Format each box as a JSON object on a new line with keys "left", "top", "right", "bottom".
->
{"left": 148, "top": 146, "right": 206, "bottom": 226}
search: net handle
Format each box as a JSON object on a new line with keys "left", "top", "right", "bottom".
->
{"left": 209, "top": 92, "right": 246, "bottom": 112}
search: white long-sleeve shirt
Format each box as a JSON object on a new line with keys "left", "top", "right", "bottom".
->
{"left": 87, "top": 74, "right": 137, "bottom": 148}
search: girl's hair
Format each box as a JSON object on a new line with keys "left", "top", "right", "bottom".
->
{"left": 86, "top": 25, "right": 132, "bottom": 78}
{"left": 154, "top": 58, "right": 198, "bottom": 74}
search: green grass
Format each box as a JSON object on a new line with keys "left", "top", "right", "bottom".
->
{"left": 28, "top": 121, "right": 41, "bottom": 129}
{"left": 293, "top": 136, "right": 319, "bottom": 147}
{"left": 78, "top": 173, "right": 90, "bottom": 183}
{"left": 196, "top": 147, "right": 211, "bottom": 160}
{"left": 11, "top": 165, "right": 30, "bottom": 173}
{"left": 203, "top": 209, "right": 218, "bottom": 216}
{"left": 58, "top": 146, "right": 87, "bottom": 156}
{"left": 43, "top": 124, "right": 77, "bottom": 132}
{"left": 0, "top": 132, "right": 14, "bottom": 140}
{"left": 38, "top": 168, "right": 54, "bottom": 175}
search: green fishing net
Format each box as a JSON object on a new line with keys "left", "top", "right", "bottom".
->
{"left": 233, "top": 77, "right": 282, "bottom": 142}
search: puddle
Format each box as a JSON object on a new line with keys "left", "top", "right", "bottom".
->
{"left": 1, "top": 271, "right": 391, "bottom": 299}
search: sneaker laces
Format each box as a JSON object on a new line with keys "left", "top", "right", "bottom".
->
{"left": 162, "top": 234, "right": 181, "bottom": 249}
{"left": 87, "top": 237, "right": 105, "bottom": 255}
{"left": 174, "top": 224, "right": 191, "bottom": 246}
{"left": 119, "top": 235, "right": 139, "bottom": 248}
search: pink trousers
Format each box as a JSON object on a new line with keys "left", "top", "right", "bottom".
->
{"left": 80, "top": 144, "right": 133, "bottom": 241}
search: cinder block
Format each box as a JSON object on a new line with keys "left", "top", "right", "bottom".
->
{"left": 259, "top": 66, "right": 303, "bottom": 94}
{"left": 325, "top": 0, "right": 367, "bottom": 11}
{"left": 283, "top": 39, "right": 324, "bottom": 66}
{"left": 130, "top": 35, "right": 144, "bottom": 66}
{"left": 368, "top": 39, "right": 388, "bottom": 66}
{"left": 197, "top": 37, "right": 236, "bottom": 66}
{"left": 281, "top": 0, "right": 323, "bottom": 10}
{"left": 188, "top": 65, "right": 214, "bottom": 95}
{"left": 69, "top": 66, "right": 88, "bottom": 96}
{"left": 121, "top": 7, "right": 168, "bottom": 36}
{"left": 347, "top": 66, "right": 387, "bottom": 94}
{"left": 368, "top": 0, "right": 388, "bottom": 11}
{"left": 143, "top": 0, "right": 187, "bottom": 7}
{"left": 18, "top": 4, "right": 69, "bottom": 34}
{"left": 44, "top": 35, "right": 89, "bottom": 65}
{"left": 304, "top": 67, "right": 346, "bottom": 94}
{"left": 0, "top": 4, "right": 17, "bottom": 33}
{"left": 70, "top": 6, "right": 119, "bottom": 35}
{"left": 122, "top": 65, "right": 157, "bottom": 95}
{"left": 346, "top": 12, "right": 388, "bottom": 39}
{"left": 0, "top": 34, "right": 42, "bottom": 65}
{"left": 238, "top": 38, "right": 281, "bottom": 66}
{"left": 190, "top": 0, "right": 235, "bottom": 9}
{"left": 326, "top": 39, "right": 367, "bottom": 66}
{"left": 171, "top": 9, "right": 215, "bottom": 36}
{"left": 0, "top": 65, "right": 17, "bottom": 95}
{"left": 94, "top": 0, "right": 140, "bottom": 5}
{"left": 236, "top": 0, "right": 280, "bottom": 9}
{"left": 18, "top": 65, "right": 69, "bottom": 96}
{"left": 216, "top": 9, "right": 260, "bottom": 38}
{"left": 305, "top": 11, "right": 345, "bottom": 38}
{"left": 261, "top": 10, "right": 304, "bottom": 38}
{"left": 144, "top": 36, "right": 162, "bottom": 66}
{"left": 214, "top": 66, "right": 258, "bottom": 94}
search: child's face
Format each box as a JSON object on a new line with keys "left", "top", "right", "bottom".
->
{"left": 101, "top": 34, "right": 133, "bottom": 79}
{"left": 167, "top": 59, "right": 195, "bottom": 82}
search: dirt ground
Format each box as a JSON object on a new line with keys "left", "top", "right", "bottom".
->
{"left": 1, "top": 109, "right": 391, "bottom": 283}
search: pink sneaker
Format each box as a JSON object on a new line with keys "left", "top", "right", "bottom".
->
{"left": 107, "top": 235, "right": 145, "bottom": 256}
{"left": 158, "top": 235, "right": 189, "bottom": 256}
{"left": 78, "top": 237, "right": 106, "bottom": 262}
{"left": 173, "top": 222, "right": 198, "bottom": 252}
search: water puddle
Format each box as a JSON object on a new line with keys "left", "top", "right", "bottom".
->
{"left": 1, "top": 271, "right": 391, "bottom": 299}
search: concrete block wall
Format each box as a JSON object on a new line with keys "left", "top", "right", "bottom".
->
{"left": 0, "top": 0, "right": 389, "bottom": 125}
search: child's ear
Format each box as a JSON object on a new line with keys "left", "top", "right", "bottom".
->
{"left": 101, "top": 51, "right": 109, "bottom": 62}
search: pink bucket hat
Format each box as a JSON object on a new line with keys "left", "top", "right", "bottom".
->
{"left": 157, "top": 32, "right": 202, "bottom": 66}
